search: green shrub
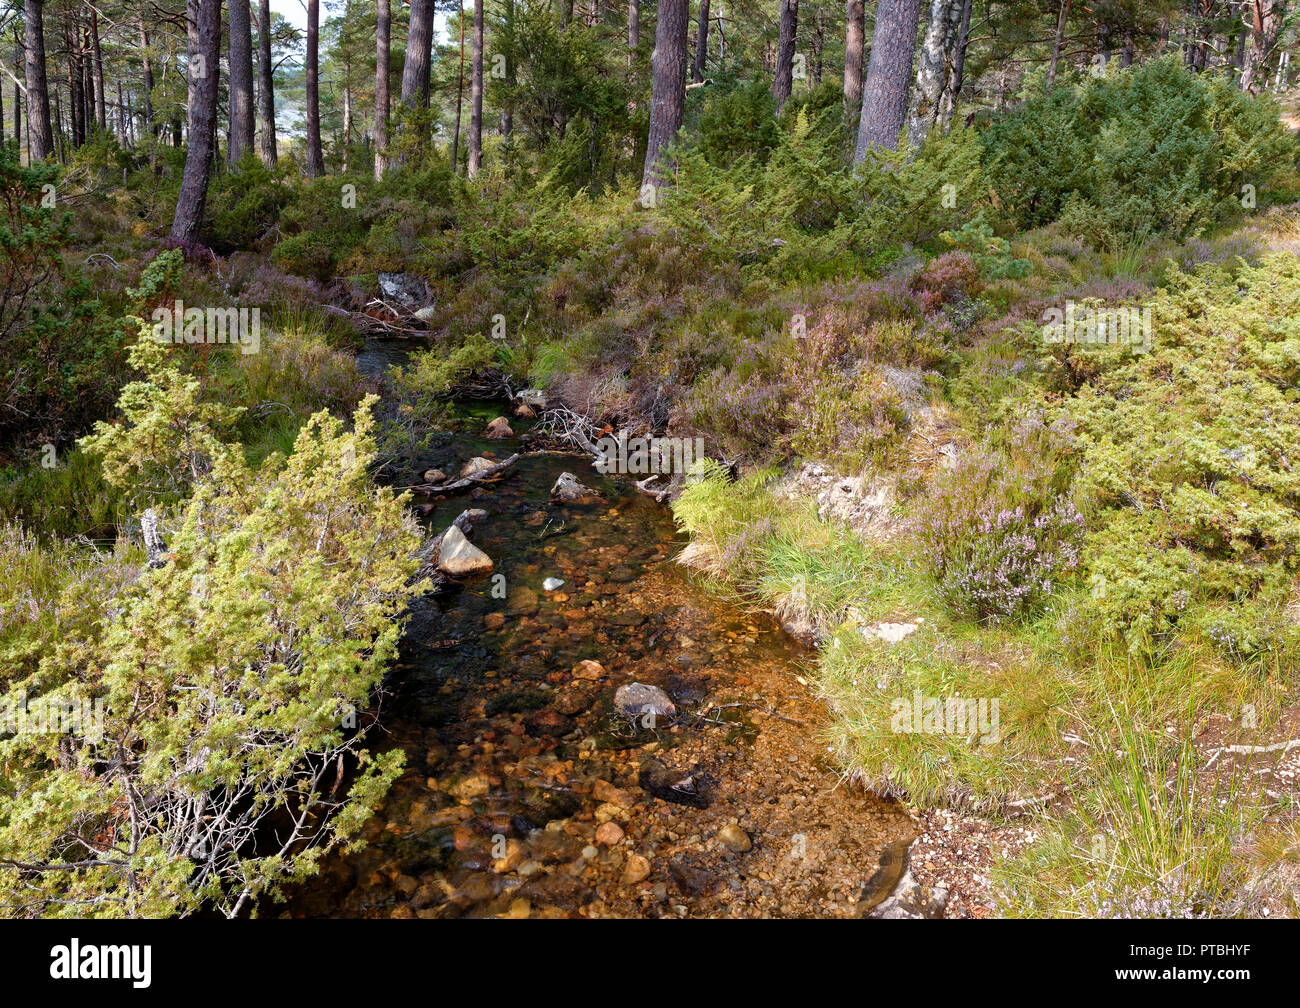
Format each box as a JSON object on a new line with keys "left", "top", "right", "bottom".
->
{"left": 984, "top": 56, "right": 1294, "bottom": 248}
{"left": 1067, "top": 256, "right": 1300, "bottom": 645}
{"left": 0, "top": 142, "right": 121, "bottom": 449}
{"left": 0, "top": 398, "right": 419, "bottom": 918}
{"left": 205, "top": 154, "right": 294, "bottom": 252}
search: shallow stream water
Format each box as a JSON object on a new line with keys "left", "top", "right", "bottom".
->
{"left": 281, "top": 340, "right": 913, "bottom": 918}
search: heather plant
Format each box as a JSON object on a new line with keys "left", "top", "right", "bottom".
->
{"left": 915, "top": 425, "right": 1083, "bottom": 623}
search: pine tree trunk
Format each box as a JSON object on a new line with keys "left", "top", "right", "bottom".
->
{"left": 452, "top": 7, "right": 465, "bottom": 171}
{"left": 468, "top": 0, "right": 484, "bottom": 177}
{"left": 229, "top": 0, "right": 255, "bottom": 162}
{"left": 67, "top": 20, "right": 84, "bottom": 149}
{"left": 171, "top": 0, "right": 221, "bottom": 243}
{"left": 693, "top": 0, "right": 710, "bottom": 82}
{"left": 23, "top": 0, "right": 52, "bottom": 160}
{"left": 629, "top": 0, "right": 639, "bottom": 58}
{"left": 642, "top": 0, "right": 687, "bottom": 189}
{"left": 304, "top": 0, "right": 325, "bottom": 175}
{"left": 772, "top": 0, "right": 798, "bottom": 110}
{"left": 257, "top": 0, "right": 277, "bottom": 164}
{"left": 375, "top": 0, "right": 390, "bottom": 177}
{"left": 854, "top": 0, "right": 922, "bottom": 160}
{"left": 1240, "top": 1, "right": 1287, "bottom": 94}
{"left": 502, "top": 0, "right": 515, "bottom": 137}
{"left": 843, "top": 0, "right": 864, "bottom": 122}
{"left": 401, "top": 0, "right": 434, "bottom": 109}
{"left": 12, "top": 32, "right": 23, "bottom": 160}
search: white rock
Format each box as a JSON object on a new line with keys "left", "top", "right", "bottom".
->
{"left": 864, "top": 621, "right": 920, "bottom": 644}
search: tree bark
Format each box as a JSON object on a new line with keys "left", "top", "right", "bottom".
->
{"left": 502, "top": 0, "right": 515, "bottom": 137}
{"left": 12, "top": 32, "right": 22, "bottom": 159}
{"left": 304, "top": 0, "right": 324, "bottom": 175}
{"left": 401, "top": 0, "right": 434, "bottom": 110}
{"left": 468, "top": 0, "right": 484, "bottom": 177}
{"left": 854, "top": 0, "right": 922, "bottom": 160}
{"left": 642, "top": 0, "right": 687, "bottom": 189}
{"left": 139, "top": 15, "right": 155, "bottom": 137}
{"left": 938, "top": 0, "right": 972, "bottom": 130}
{"left": 23, "top": 0, "right": 53, "bottom": 160}
{"left": 66, "top": 18, "right": 84, "bottom": 148}
{"left": 257, "top": 0, "right": 277, "bottom": 164}
{"left": 89, "top": 5, "right": 105, "bottom": 130}
{"left": 629, "top": 0, "right": 639, "bottom": 57}
{"left": 1240, "top": 1, "right": 1287, "bottom": 94}
{"left": 843, "top": 0, "right": 864, "bottom": 122}
{"left": 229, "top": 0, "right": 255, "bottom": 162}
{"left": 171, "top": 0, "right": 221, "bottom": 243}
{"left": 374, "top": 0, "right": 390, "bottom": 176}
{"left": 451, "top": 7, "right": 465, "bottom": 169}
{"left": 907, "top": 0, "right": 961, "bottom": 146}
{"left": 772, "top": 0, "right": 798, "bottom": 110}
{"left": 693, "top": 0, "right": 710, "bottom": 82}
{"left": 1046, "top": 0, "right": 1071, "bottom": 89}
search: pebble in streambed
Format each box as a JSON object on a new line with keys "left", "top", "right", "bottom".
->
{"left": 278, "top": 393, "right": 913, "bottom": 919}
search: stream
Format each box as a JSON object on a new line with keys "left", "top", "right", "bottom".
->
{"left": 281, "top": 340, "right": 915, "bottom": 918}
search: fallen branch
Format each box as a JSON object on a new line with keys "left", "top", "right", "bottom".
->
{"left": 635, "top": 474, "right": 672, "bottom": 503}
{"left": 405, "top": 454, "right": 519, "bottom": 494}
{"left": 1204, "top": 738, "right": 1300, "bottom": 769}
{"left": 323, "top": 303, "right": 427, "bottom": 338}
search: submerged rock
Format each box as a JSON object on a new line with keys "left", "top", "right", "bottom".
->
{"left": 639, "top": 758, "right": 709, "bottom": 809}
{"left": 717, "top": 824, "right": 752, "bottom": 853}
{"left": 484, "top": 416, "right": 514, "bottom": 439}
{"left": 551, "top": 471, "right": 600, "bottom": 504}
{"left": 437, "top": 524, "right": 494, "bottom": 577}
{"left": 613, "top": 682, "right": 677, "bottom": 720}
{"left": 622, "top": 853, "right": 652, "bottom": 884}
{"left": 572, "top": 659, "right": 606, "bottom": 680}
{"left": 507, "top": 585, "right": 539, "bottom": 616}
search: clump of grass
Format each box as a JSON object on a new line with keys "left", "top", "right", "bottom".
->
{"left": 673, "top": 461, "right": 931, "bottom": 636}
{"left": 818, "top": 620, "right": 1073, "bottom": 811}
{"left": 994, "top": 665, "right": 1269, "bottom": 918}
